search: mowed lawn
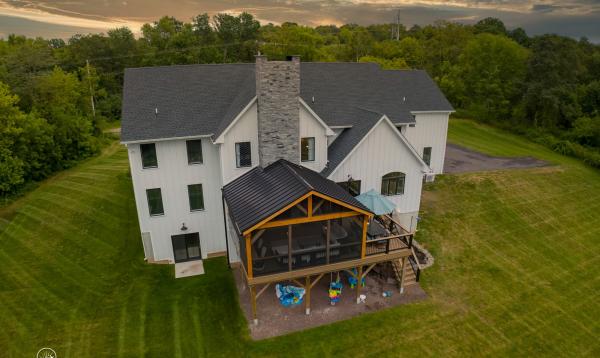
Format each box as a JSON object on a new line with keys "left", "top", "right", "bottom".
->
{"left": 1, "top": 120, "right": 599, "bottom": 357}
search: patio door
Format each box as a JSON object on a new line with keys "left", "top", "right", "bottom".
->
{"left": 171, "top": 233, "right": 201, "bottom": 263}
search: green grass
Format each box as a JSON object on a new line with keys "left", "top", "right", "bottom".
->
{"left": 1, "top": 119, "right": 599, "bottom": 357}
{"left": 0, "top": 143, "right": 247, "bottom": 357}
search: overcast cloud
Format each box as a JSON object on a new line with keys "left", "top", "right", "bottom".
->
{"left": 0, "top": 0, "right": 599, "bottom": 42}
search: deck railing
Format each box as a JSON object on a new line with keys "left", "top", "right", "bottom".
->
{"left": 365, "top": 233, "right": 412, "bottom": 256}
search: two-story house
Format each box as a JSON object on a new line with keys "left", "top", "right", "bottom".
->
{"left": 121, "top": 56, "right": 453, "bottom": 279}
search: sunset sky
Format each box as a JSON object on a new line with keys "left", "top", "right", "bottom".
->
{"left": 1, "top": 0, "right": 599, "bottom": 41}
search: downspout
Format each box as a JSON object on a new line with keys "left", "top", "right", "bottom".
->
{"left": 221, "top": 191, "right": 231, "bottom": 269}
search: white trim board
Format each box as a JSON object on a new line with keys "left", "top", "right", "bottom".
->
{"left": 410, "top": 110, "right": 455, "bottom": 114}
{"left": 122, "top": 134, "right": 214, "bottom": 145}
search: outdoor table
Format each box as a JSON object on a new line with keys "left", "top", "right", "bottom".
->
{"left": 368, "top": 219, "right": 387, "bottom": 237}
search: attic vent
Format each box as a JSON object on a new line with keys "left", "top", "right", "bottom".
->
{"left": 154, "top": 107, "right": 159, "bottom": 119}
{"left": 403, "top": 96, "right": 406, "bottom": 102}
{"left": 311, "top": 96, "right": 315, "bottom": 103}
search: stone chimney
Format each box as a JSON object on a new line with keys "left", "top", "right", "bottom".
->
{"left": 255, "top": 55, "right": 301, "bottom": 167}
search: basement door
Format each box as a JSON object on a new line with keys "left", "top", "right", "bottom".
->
{"left": 171, "top": 233, "right": 202, "bottom": 263}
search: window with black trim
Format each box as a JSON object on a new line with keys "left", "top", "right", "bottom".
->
{"left": 423, "top": 147, "right": 432, "bottom": 166}
{"left": 337, "top": 180, "right": 361, "bottom": 197}
{"left": 235, "top": 142, "right": 251, "bottom": 167}
{"left": 146, "top": 188, "right": 164, "bottom": 216}
{"left": 140, "top": 143, "right": 158, "bottom": 168}
{"left": 301, "top": 137, "right": 315, "bottom": 162}
{"left": 381, "top": 172, "right": 405, "bottom": 196}
{"left": 188, "top": 184, "right": 204, "bottom": 211}
{"left": 186, "top": 139, "right": 203, "bottom": 164}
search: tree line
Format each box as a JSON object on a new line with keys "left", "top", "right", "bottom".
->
{"left": 1, "top": 13, "right": 599, "bottom": 194}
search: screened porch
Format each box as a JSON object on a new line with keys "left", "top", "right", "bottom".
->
{"left": 234, "top": 192, "right": 371, "bottom": 278}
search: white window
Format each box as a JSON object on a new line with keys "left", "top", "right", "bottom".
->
{"left": 301, "top": 137, "right": 315, "bottom": 162}
{"left": 381, "top": 172, "right": 405, "bottom": 196}
{"left": 186, "top": 139, "right": 203, "bottom": 164}
{"left": 146, "top": 188, "right": 164, "bottom": 216}
{"left": 423, "top": 147, "right": 432, "bottom": 166}
{"left": 235, "top": 142, "right": 251, "bottom": 167}
{"left": 140, "top": 143, "right": 158, "bottom": 168}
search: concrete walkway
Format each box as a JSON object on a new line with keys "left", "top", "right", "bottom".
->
{"left": 175, "top": 260, "right": 205, "bottom": 278}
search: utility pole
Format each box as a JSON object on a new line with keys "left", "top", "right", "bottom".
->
{"left": 396, "top": 10, "right": 401, "bottom": 41}
{"left": 86, "top": 59, "right": 96, "bottom": 118}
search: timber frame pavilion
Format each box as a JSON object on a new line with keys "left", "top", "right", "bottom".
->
{"left": 223, "top": 159, "right": 414, "bottom": 324}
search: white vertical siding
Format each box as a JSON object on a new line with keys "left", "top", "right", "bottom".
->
{"left": 327, "top": 119, "right": 424, "bottom": 214}
{"left": 404, "top": 112, "right": 450, "bottom": 174}
{"left": 219, "top": 102, "right": 259, "bottom": 185}
{"left": 299, "top": 105, "right": 328, "bottom": 172}
{"left": 225, "top": 207, "right": 241, "bottom": 263}
{"left": 127, "top": 138, "right": 226, "bottom": 262}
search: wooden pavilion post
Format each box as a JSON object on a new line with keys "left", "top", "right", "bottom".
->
{"left": 361, "top": 215, "right": 369, "bottom": 258}
{"left": 245, "top": 233, "right": 253, "bottom": 278}
{"left": 326, "top": 220, "right": 331, "bottom": 264}
{"left": 288, "top": 225, "right": 293, "bottom": 271}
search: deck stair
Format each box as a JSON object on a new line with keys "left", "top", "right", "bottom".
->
{"left": 391, "top": 259, "right": 418, "bottom": 289}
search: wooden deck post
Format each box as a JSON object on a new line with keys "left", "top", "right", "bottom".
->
{"left": 288, "top": 225, "right": 293, "bottom": 271}
{"left": 326, "top": 220, "right": 331, "bottom": 264}
{"left": 361, "top": 215, "right": 368, "bottom": 258}
{"left": 250, "top": 285, "right": 258, "bottom": 325}
{"left": 356, "top": 265, "right": 363, "bottom": 304}
{"left": 305, "top": 275, "right": 311, "bottom": 315}
{"left": 399, "top": 257, "right": 406, "bottom": 294}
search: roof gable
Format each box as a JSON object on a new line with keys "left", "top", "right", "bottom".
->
{"left": 324, "top": 114, "right": 431, "bottom": 178}
{"left": 223, "top": 159, "right": 371, "bottom": 235}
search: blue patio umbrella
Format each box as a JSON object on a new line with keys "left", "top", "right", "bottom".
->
{"left": 355, "top": 189, "right": 396, "bottom": 216}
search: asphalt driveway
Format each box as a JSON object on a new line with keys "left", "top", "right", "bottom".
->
{"left": 444, "top": 143, "right": 548, "bottom": 173}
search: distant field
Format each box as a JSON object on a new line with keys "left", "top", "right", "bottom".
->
{"left": 0, "top": 120, "right": 598, "bottom": 357}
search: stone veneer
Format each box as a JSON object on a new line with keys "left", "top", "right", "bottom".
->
{"left": 255, "top": 55, "right": 300, "bottom": 167}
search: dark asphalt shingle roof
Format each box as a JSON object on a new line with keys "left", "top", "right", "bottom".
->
{"left": 121, "top": 62, "right": 453, "bottom": 143}
{"left": 223, "top": 159, "right": 371, "bottom": 234}
{"left": 299, "top": 63, "right": 452, "bottom": 126}
{"left": 121, "top": 64, "right": 255, "bottom": 142}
